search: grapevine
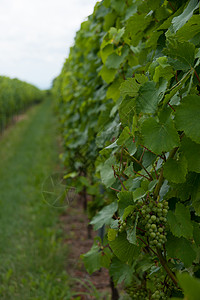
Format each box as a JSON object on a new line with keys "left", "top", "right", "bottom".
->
{"left": 53, "top": 0, "right": 200, "bottom": 298}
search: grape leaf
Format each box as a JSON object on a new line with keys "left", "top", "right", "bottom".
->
{"left": 164, "top": 39, "right": 195, "bottom": 70}
{"left": 170, "top": 0, "right": 199, "bottom": 33}
{"left": 119, "top": 78, "right": 140, "bottom": 99}
{"left": 110, "top": 232, "right": 140, "bottom": 264}
{"left": 181, "top": 136, "right": 200, "bottom": 173}
{"left": 108, "top": 228, "right": 118, "bottom": 241}
{"left": 90, "top": 201, "right": 118, "bottom": 230}
{"left": 167, "top": 203, "right": 193, "bottom": 239}
{"left": 117, "top": 126, "right": 130, "bottom": 145}
{"left": 110, "top": 257, "right": 133, "bottom": 285}
{"left": 176, "top": 15, "right": 200, "bottom": 41}
{"left": 100, "top": 156, "right": 116, "bottom": 187}
{"left": 136, "top": 80, "right": 167, "bottom": 114}
{"left": 105, "top": 46, "right": 129, "bottom": 69}
{"left": 166, "top": 235, "right": 196, "bottom": 267}
{"left": 141, "top": 117, "right": 180, "bottom": 154}
{"left": 193, "top": 222, "right": 200, "bottom": 246}
{"left": 175, "top": 95, "right": 200, "bottom": 144}
{"left": 163, "top": 156, "right": 188, "bottom": 183}
{"left": 107, "top": 78, "right": 123, "bottom": 102}
{"left": 191, "top": 174, "right": 200, "bottom": 216}
{"left": 99, "top": 65, "right": 117, "bottom": 83}
{"left": 126, "top": 213, "right": 138, "bottom": 245}
{"left": 81, "top": 239, "right": 102, "bottom": 274}
{"left": 177, "top": 272, "right": 200, "bottom": 300}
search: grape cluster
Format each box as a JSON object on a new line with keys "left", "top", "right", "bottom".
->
{"left": 117, "top": 218, "right": 127, "bottom": 233}
{"left": 151, "top": 290, "right": 166, "bottom": 299}
{"left": 126, "top": 286, "right": 148, "bottom": 300}
{"left": 150, "top": 275, "right": 167, "bottom": 299}
{"left": 139, "top": 199, "right": 169, "bottom": 248}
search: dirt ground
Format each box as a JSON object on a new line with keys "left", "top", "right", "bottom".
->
{"left": 60, "top": 196, "right": 112, "bottom": 299}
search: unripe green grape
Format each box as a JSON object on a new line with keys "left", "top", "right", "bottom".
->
{"left": 151, "top": 224, "right": 157, "bottom": 230}
{"left": 158, "top": 227, "right": 164, "bottom": 233}
{"left": 150, "top": 232, "right": 156, "bottom": 238}
{"left": 141, "top": 209, "right": 146, "bottom": 215}
{"left": 149, "top": 202, "right": 153, "bottom": 208}
{"left": 151, "top": 215, "right": 157, "bottom": 221}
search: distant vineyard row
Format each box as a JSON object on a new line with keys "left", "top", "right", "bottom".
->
{"left": 53, "top": 0, "right": 200, "bottom": 298}
{"left": 0, "top": 76, "right": 43, "bottom": 131}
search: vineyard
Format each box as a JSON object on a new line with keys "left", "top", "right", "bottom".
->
{"left": 1, "top": 0, "right": 200, "bottom": 299}
{"left": 52, "top": 0, "right": 200, "bottom": 299}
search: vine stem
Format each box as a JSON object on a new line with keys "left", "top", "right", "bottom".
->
{"left": 110, "top": 187, "right": 120, "bottom": 193}
{"left": 124, "top": 149, "right": 153, "bottom": 181}
{"left": 194, "top": 68, "right": 200, "bottom": 84}
{"left": 138, "top": 237, "right": 158, "bottom": 256}
{"left": 154, "top": 146, "right": 179, "bottom": 200}
{"left": 168, "top": 1, "right": 175, "bottom": 12}
{"left": 156, "top": 249, "right": 179, "bottom": 287}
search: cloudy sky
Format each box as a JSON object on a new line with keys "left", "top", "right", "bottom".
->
{"left": 0, "top": 0, "right": 98, "bottom": 89}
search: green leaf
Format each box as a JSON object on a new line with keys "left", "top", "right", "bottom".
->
{"left": 126, "top": 213, "right": 138, "bottom": 245}
{"left": 108, "top": 228, "right": 118, "bottom": 241}
{"left": 170, "top": 0, "right": 199, "bottom": 33}
{"left": 193, "top": 222, "right": 200, "bottom": 246}
{"left": 99, "top": 65, "right": 117, "bottom": 83}
{"left": 110, "top": 232, "right": 140, "bottom": 264}
{"left": 119, "top": 78, "right": 140, "bottom": 99}
{"left": 177, "top": 272, "right": 200, "bottom": 300}
{"left": 101, "top": 247, "right": 112, "bottom": 269}
{"left": 118, "top": 191, "right": 134, "bottom": 217}
{"left": 163, "top": 71, "right": 191, "bottom": 107}
{"left": 164, "top": 39, "right": 195, "bottom": 70}
{"left": 117, "top": 127, "right": 130, "bottom": 146}
{"left": 141, "top": 117, "right": 180, "bottom": 154}
{"left": 100, "top": 44, "right": 114, "bottom": 63}
{"left": 136, "top": 80, "right": 167, "bottom": 114}
{"left": 109, "top": 257, "right": 133, "bottom": 285}
{"left": 191, "top": 174, "right": 200, "bottom": 216}
{"left": 175, "top": 95, "right": 200, "bottom": 144}
{"left": 126, "top": 13, "right": 152, "bottom": 46}
{"left": 90, "top": 201, "right": 118, "bottom": 230}
{"left": 119, "top": 97, "right": 135, "bottom": 126}
{"left": 105, "top": 46, "right": 129, "bottom": 69}
{"left": 107, "top": 78, "right": 123, "bottom": 102}
{"left": 163, "top": 156, "right": 188, "bottom": 183}
{"left": 100, "top": 156, "right": 116, "bottom": 187}
{"left": 81, "top": 239, "right": 102, "bottom": 274}
{"left": 166, "top": 235, "right": 196, "bottom": 267}
{"left": 132, "top": 187, "right": 146, "bottom": 202}
{"left": 108, "top": 27, "right": 125, "bottom": 43}
{"left": 122, "top": 205, "right": 135, "bottom": 220}
{"left": 176, "top": 15, "right": 200, "bottom": 42}
{"left": 167, "top": 203, "right": 193, "bottom": 239}
{"left": 125, "top": 137, "right": 137, "bottom": 155}
{"left": 181, "top": 137, "right": 200, "bottom": 173}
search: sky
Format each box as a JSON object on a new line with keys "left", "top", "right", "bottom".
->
{"left": 0, "top": 0, "right": 98, "bottom": 89}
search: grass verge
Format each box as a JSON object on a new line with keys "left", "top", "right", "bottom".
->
{"left": 0, "top": 99, "right": 71, "bottom": 299}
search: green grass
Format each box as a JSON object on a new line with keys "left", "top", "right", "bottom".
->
{"left": 0, "top": 99, "right": 71, "bottom": 299}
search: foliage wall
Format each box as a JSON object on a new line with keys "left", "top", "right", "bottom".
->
{"left": 53, "top": 0, "right": 200, "bottom": 298}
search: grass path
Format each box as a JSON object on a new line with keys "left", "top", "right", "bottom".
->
{"left": 0, "top": 99, "right": 71, "bottom": 299}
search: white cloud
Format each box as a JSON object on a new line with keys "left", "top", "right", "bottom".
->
{"left": 0, "top": 0, "right": 98, "bottom": 89}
